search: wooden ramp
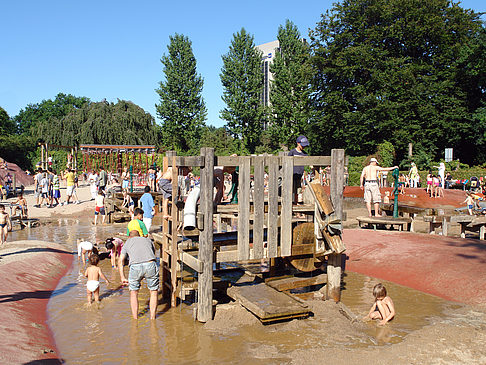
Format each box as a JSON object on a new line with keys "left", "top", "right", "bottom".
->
{"left": 227, "top": 283, "right": 310, "bottom": 323}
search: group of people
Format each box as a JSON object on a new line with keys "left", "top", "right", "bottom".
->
{"left": 33, "top": 167, "right": 80, "bottom": 208}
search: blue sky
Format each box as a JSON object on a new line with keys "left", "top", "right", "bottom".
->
{"left": 1, "top": 0, "right": 485, "bottom": 128}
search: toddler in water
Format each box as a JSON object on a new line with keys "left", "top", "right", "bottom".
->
{"left": 84, "top": 254, "right": 109, "bottom": 305}
{"left": 363, "top": 283, "right": 395, "bottom": 326}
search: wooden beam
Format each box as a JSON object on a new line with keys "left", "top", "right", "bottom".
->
{"left": 180, "top": 252, "right": 204, "bottom": 273}
{"left": 266, "top": 274, "right": 327, "bottom": 291}
{"left": 253, "top": 156, "right": 265, "bottom": 259}
{"left": 197, "top": 147, "right": 214, "bottom": 323}
{"left": 267, "top": 158, "right": 279, "bottom": 258}
{"left": 166, "top": 156, "right": 205, "bottom": 167}
{"left": 216, "top": 155, "right": 334, "bottom": 167}
{"left": 238, "top": 157, "right": 251, "bottom": 260}
{"left": 280, "top": 156, "right": 293, "bottom": 257}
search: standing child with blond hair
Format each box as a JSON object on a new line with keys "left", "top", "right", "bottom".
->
{"left": 84, "top": 254, "right": 109, "bottom": 305}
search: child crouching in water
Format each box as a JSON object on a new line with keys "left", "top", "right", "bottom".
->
{"left": 84, "top": 254, "right": 109, "bottom": 306}
{"left": 363, "top": 283, "right": 395, "bottom": 326}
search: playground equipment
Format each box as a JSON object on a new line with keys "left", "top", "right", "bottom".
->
{"left": 152, "top": 148, "right": 346, "bottom": 323}
{"left": 39, "top": 143, "right": 78, "bottom": 171}
{"left": 79, "top": 144, "right": 157, "bottom": 178}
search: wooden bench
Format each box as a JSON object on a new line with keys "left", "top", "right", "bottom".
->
{"left": 381, "top": 203, "right": 433, "bottom": 232}
{"left": 459, "top": 217, "right": 486, "bottom": 240}
{"left": 423, "top": 215, "right": 474, "bottom": 236}
{"left": 357, "top": 216, "right": 412, "bottom": 231}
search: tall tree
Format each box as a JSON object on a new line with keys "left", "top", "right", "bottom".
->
{"left": 269, "top": 20, "right": 313, "bottom": 149}
{"left": 14, "top": 93, "right": 90, "bottom": 135}
{"left": 37, "top": 100, "right": 157, "bottom": 146}
{"left": 310, "top": 0, "right": 483, "bottom": 163}
{"left": 220, "top": 28, "right": 264, "bottom": 153}
{"left": 0, "top": 107, "right": 16, "bottom": 135}
{"left": 156, "top": 33, "right": 207, "bottom": 153}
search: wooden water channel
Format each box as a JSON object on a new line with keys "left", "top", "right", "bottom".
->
{"left": 151, "top": 148, "right": 346, "bottom": 323}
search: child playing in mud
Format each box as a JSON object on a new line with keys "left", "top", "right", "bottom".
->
{"left": 363, "top": 283, "right": 395, "bottom": 326}
{"left": 77, "top": 239, "right": 93, "bottom": 266}
{"left": 84, "top": 254, "right": 109, "bottom": 305}
{"left": 12, "top": 193, "right": 28, "bottom": 218}
{"left": 105, "top": 237, "right": 124, "bottom": 268}
{"left": 464, "top": 193, "right": 475, "bottom": 215}
{"left": 0, "top": 204, "right": 12, "bottom": 246}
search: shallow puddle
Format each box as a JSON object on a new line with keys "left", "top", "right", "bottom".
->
{"left": 10, "top": 218, "right": 461, "bottom": 363}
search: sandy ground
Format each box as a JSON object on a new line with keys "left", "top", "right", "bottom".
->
{"left": 2, "top": 185, "right": 486, "bottom": 363}
{"left": 21, "top": 183, "right": 95, "bottom": 219}
{"left": 0, "top": 240, "right": 72, "bottom": 364}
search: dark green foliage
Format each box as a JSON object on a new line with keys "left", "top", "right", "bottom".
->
{"left": 376, "top": 141, "right": 395, "bottom": 167}
{"left": 37, "top": 100, "right": 157, "bottom": 146}
{"left": 309, "top": 0, "right": 483, "bottom": 163}
{"left": 0, "top": 134, "right": 36, "bottom": 169}
{"left": 220, "top": 28, "right": 265, "bottom": 153}
{"left": 0, "top": 107, "right": 16, "bottom": 136}
{"left": 14, "top": 93, "right": 90, "bottom": 136}
{"left": 269, "top": 20, "right": 313, "bottom": 150}
{"left": 199, "top": 126, "right": 240, "bottom": 156}
{"left": 156, "top": 33, "right": 207, "bottom": 153}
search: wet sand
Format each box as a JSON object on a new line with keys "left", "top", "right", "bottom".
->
{"left": 2, "top": 186, "right": 486, "bottom": 363}
{"left": 0, "top": 240, "right": 72, "bottom": 364}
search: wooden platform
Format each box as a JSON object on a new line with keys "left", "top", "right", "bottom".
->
{"left": 227, "top": 283, "right": 310, "bottom": 323}
{"left": 357, "top": 216, "right": 412, "bottom": 231}
{"left": 423, "top": 215, "right": 474, "bottom": 236}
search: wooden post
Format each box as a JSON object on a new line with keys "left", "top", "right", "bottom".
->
{"left": 197, "top": 147, "right": 214, "bottom": 322}
{"left": 238, "top": 157, "right": 251, "bottom": 260}
{"left": 267, "top": 157, "right": 279, "bottom": 258}
{"left": 327, "top": 149, "right": 345, "bottom": 302}
{"left": 170, "top": 154, "right": 178, "bottom": 307}
{"left": 280, "top": 156, "right": 293, "bottom": 257}
{"left": 253, "top": 156, "right": 265, "bottom": 259}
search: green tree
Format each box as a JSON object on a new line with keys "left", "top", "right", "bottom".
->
{"left": 156, "top": 33, "right": 207, "bottom": 153}
{"left": 199, "top": 126, "right": 239, "bottom": 155}
{"left": 220, "top": 28, "right": 264, "bottom": 153}
{"left": 0, "top": 107, "right": 16, "bottom": 135}
{"left": 37, "top": 100, "right": 157, "bottom": 146}
{"left": 14, "top": 93, "right": 90, "bottom": 135}
{"left": 309, "top": 0, "right": 483, "bottom": 163}
{"left": 269, "top": 20, "right": 313, "bottom": 149}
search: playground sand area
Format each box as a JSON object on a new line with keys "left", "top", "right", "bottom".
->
{"left": 2, "top": 185, "right": 486, "bottom": 363}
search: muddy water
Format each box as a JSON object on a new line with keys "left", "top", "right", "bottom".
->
{"left": 12, "top": 219, "right": 459, "bottom": 364}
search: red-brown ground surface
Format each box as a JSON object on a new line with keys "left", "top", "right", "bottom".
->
{"left": 343, "top": 229, "right": 486, "bottom": 305}
{"left": 0, "top": 241, "right": 72, "bottom": 364}
{"left": 0, "top": 161, "right": 34, "bottom": 187}
{"left": 338, "top": 186, "right": 466, "bottom": 209}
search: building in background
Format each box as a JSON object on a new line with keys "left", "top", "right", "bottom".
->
{"left": 256, "top": 41, "right": 280, "bottom": 129}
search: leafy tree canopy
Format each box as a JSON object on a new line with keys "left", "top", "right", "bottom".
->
{"left": 0, "top": 107, "right": 16, "bottom": 136}
{"left": 220, "top": 28, "right": 265, "bottom": 153}
{"left": 14, "top": 93, "right": 90, "bottom": 135}
{"left": 156, "top": 33, "right": 207, "bottom": 153}
{"left": 309, "top": 0, "right": 483, "bottom": 164}
{"left": 37, "top": 99, "right": 157, "bottom": 146}
{"left": 269, "top": 20, "right": 313, "bottom": 150}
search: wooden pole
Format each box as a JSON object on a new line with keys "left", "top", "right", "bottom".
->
{"left": 197, "top": 147, "right": 214, "bottom": 322}
{"left": 327, "top": 148, "right": 345, "bottom": 302}
{"left": 170, "top": 153, "right": 178, "bottom": 307}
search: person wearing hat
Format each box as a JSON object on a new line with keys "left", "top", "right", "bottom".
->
{"left": 408, "top": 162, "right": 420, "bottom": 188}
{"left": 288, "top": 135, "right": 309, "bottom": 204}
{"left": 360, "top": 158, "right": 398, "bottom": 217}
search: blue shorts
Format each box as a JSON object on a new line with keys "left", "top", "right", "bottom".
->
{"left": 128, "top": 261, "right": 159, "bottom": 291}
{"left": 122, "top": 180, "right": 129, "bottom": 189}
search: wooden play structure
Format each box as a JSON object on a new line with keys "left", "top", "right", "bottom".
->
{"left": 79, "top": 144, "right": 157, "bottom": 176}
{"left": 152, "top": 148, "right": 346, "bottom": 323}
{"left": 39, "top": 143, "right": 78, "bottom": 171}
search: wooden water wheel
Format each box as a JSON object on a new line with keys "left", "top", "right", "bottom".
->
{"left": 287, "top": 222, "right": 324, "bottom": 272}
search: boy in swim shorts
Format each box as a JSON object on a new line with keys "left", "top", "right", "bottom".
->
{"left": 84, "top": 254, "right": 109, "bottom": 305}
{"left": 94, "top": 190, "right": 106, "bottom": 225}
{"left": 0, "top": 204, "right": 12, "bottom": 246}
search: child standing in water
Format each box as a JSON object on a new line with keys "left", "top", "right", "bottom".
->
{"left": 363, "top": 283, "right": 395, "bottom": 326}
{"left": 84, "top": 254, "right": 109, "bottom": 305}
{"left": 0, "top": 204, "right": 12, "bottom": 246}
